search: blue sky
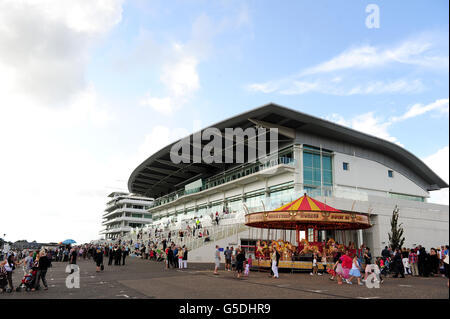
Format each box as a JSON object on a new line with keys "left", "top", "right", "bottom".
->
{"left": 89, "top": 0, "right": 449, "bottom": 155}
{"left": 0, "top": 0, "right": 448, "bottom": 243}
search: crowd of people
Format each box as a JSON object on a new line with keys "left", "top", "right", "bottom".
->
{"left": 312, "top": 244, "right": 449, "bottom": 287}
{"left": 1, "top": 237, "right": 448, "bottom": 294}
{"left": 214, "top": 245, "right": 251, "bottom": 279}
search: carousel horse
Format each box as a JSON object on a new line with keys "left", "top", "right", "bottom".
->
{"left": 256, "top": 240, "right": 270, "bottom": 258}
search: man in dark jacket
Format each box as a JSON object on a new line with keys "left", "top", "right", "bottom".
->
{"left": 381, "top": 246, "right": 390, "bottom": 259}
{"left": 108, "top": 246, "right": 114, "bottom": 265}
{"left": 34, "top": 252, "right": 50, "bottom": 291}
{"left": 114, "top": 246, "right": 122, "bottom": 266}
{"left": 392, "top": 249, "right": 405, "bottom": 278}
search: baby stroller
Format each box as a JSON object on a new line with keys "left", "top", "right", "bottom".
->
{"left": 16, "top": 269, "right": 37, "bottom": 292}
{"left": 0, "top": 268, "right": 8, "bottom": 293}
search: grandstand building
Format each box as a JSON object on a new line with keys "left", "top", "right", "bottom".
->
{"left": 127, "top": 103, "right": 449, "bottom": 261}
{"left": 100, "top": 192, "right": 154, "bottom": 239}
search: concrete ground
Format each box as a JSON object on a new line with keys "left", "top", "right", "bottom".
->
{"left": 1, "top": 257, "right": 448, "bottom": 299}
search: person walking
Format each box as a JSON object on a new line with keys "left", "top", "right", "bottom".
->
{"left": 23, "top": 251, "right": 34, "bottom": 273}
{"left": 33, "top": 251, "right": 49, "bottom": 291}
{"left": 310, "top": 253, "right": 319, "bottom": 276}
{"left": 271, "top": 248, "right": 280, "bottom": 279}
{"left": 69, "top": 247, "right": 77, "bottom": 274}
{"left": 122, "top": 246, "right": 128, "bottom": 266}
{"left": 182, "top": 246, "right": 188, "bottom": 269}
{"left": 341, "top": 251, "right": 353, "bottom": 284}
{"left": 429, "top": 248, "right": 440, "bottom": 276}
{"left": 409, "top": 249, "right": 419, "bottom": 276}
{"left": 108, "top": 245, "right": 114, "bottom": 266}
{"left": 178, "top": 247, "right": 184, "bottom": 269}
{"left": 381, "top": 246, "right": 390, "bottom": 259}
{"left": 392, "top": 249, "right": 405, "bottom": 278}
{"left": 235, "top": 248, "right": 246, "bottom": 279}
{"left": 173, "top": 246, "right": 179, "bottom": 268}
{"left": 362, "top": 248, "right": 373, "bottom": 281}
{"left": 224, "top": 247, "right": 232, "bottom": 271}
{"left": 348, "top": 255, "right": 364, "bottom": 285}
{"left": 114, "top": 245, "right": 122, "bottom": 266}
{"left": 165, "top": 247, "right": 171, "bottom": 269}
{"left": 214, "top": 245, "right": 221, "bottom": 275}
{"left": 231, "top": 246, "right": 236, "bottom": 271}
{"left": 167, "top": 246, "right": 174, "bottom": 269}
{"left": 418, "top": 246, "right": 427, "bottom": 276}
{"left": 94, "top": 247, "right": 104, "bottom": 272}
{"left": 4, "top": 254, "right": 16, "bottom": 293}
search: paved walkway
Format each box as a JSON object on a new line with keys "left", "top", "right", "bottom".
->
{"left": 1, "top": 257, "right": 448, "bottom": 299}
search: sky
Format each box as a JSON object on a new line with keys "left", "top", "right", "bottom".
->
{"left": 0, "top": 0, "right": 448, "bottom": 244}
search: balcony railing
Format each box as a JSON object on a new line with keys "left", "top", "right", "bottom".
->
{"left": 152, "top": 156, "right": 295, "bottom": 209}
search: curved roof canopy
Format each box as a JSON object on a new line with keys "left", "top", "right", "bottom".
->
{"left": 128, "top": 103, "right": 448, "bottom": 198}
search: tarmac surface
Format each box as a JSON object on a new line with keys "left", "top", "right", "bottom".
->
{"left": 1, "top": 257, "right": 448, "bottom": 299}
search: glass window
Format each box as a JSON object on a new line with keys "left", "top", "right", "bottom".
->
{"left": 388, "top": 170, "right": 394, "bottom": 178}
{"left": 303, "top": 152, "right": 313, "bottom": 168}
{"left": 343, "top": 162, "right": 349, "bottom": 171}
{"left": 303, "top": 151, "right": 333, "bottom": 187}
{"left": 322, "top": 157, "right": 332, "bottom": 170}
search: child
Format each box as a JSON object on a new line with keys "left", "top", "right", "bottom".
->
{"left": 244, "top": 261, "right": 250, "bottom": 277}
{"left": 347, "top": 255, "right": 364, "bottom": 285}
{"left": 310, "top": 253, "right": 319, "bottom": 276}
{"left": 334, "top": 259, "right": 344, "bottom": 285}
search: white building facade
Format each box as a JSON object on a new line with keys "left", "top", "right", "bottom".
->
{"left": 100, "top": 192, "right": 154, "bottom": 239}
{"left": 127, "top": 104, "right": 449, "bottom": 257}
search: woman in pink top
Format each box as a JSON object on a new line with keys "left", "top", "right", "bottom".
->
{"left": 340, "top": 252, "right": 353, "bottom": 281}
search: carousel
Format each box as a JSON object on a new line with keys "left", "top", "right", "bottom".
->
{"left": 244, "top": 193, "right": 372, "bottom": 271}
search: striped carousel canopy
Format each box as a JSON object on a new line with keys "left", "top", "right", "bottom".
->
{"left": 274, "top": 193, "right": 341, "bottom": 212}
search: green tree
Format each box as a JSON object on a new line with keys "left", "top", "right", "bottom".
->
{"left": 388, "top": 205, "right": 405, "bottom": 250}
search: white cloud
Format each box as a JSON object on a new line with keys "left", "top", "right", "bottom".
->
{"left": 162, "top": 56, "right": 200, "bottom": 97}
{"left": 0, "top": 0, "right": 123, "bottom": 105}
{"left": 246, "top": 33, "right": 447, "bottom": 96}
{"left": 422, "top": 146, "right": 449, "bottom": 205}
{"left": 346, "top": 79, "right": 424, "bottom": 95}
{"left": 250, "top": 78, "right": 424, "bottom": 96}
{"left": 247, "top": 82, "right": 279, "bottom": 94}
{"left": 0, "top": 0, "right": 124, "bottom": 244}
{"left": 301, "top": 37, "right": 446, "bottom": 76}
{"left": 140, "top": 56, "right": 200, "bottom": 116}
{"left": 140, "top": 8, "right": 251, "bottom": 116}
{"left": 391, "top": 98, "right": 449, "bottom": 122}
{"left": 325, "top": 98, "right": 449, "bottom": 149}
{"left": 326, "top": 112, "right": 402, "bottom": 145}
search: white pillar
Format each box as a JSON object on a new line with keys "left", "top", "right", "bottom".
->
{"left": 357, "top": 229, "right": 364, "bottom": 247}
{"left": 293, "top": 144, "right": 303, "bottom": 194}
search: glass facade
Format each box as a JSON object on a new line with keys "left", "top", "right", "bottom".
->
{"left": 303, "top": 147, "right": 333, "bottom": 187}
{"left": 245, "top": 194, "right": 265, "bottom": 210}
{"left": 389, "top": 192, "right": 425, "bottom": 202}
{"left": 227, "top": 199, "right": 243, "bottom": 213}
